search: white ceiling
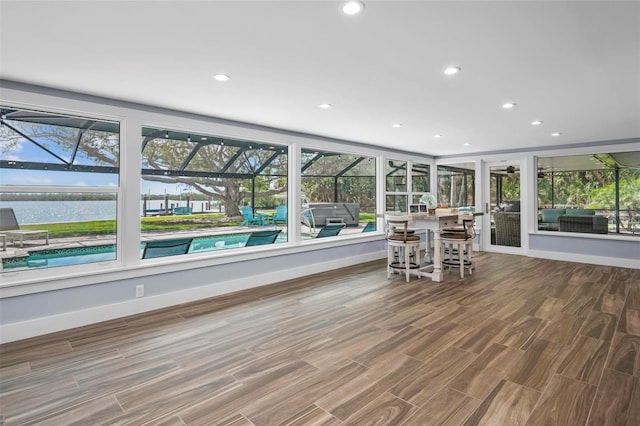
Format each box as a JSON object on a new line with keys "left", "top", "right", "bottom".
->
{"left": 1, "top": 0, "right": 639, "bottom": 157}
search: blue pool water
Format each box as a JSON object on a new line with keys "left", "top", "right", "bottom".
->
{"left": 2, "top": 232, "right": 288, "bottom": 270}
{"left": 2, "top": 245, "right": 117, "bottom": 270}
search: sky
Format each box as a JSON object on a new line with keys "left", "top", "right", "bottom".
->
{"left": 1, "top": 132, "right": 180, "bottom": 194}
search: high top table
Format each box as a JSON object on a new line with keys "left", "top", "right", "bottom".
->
{"left": 410, "top": 214, "right": 459, "bottom": 282}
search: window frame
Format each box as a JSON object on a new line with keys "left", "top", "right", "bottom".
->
{"left": 0, "top": 105, "right": 123, "bottom": 278}
{"left": 138, "top": 125, "right": 290, "bottom": 259}
{"left": 299, "top": 144, "right": 380, "bottom": 242}
{"left": 534, "top": 151, "right": 640, "bottom": 237}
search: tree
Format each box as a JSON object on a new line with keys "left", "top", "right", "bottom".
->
{"left": 1, "top": 118, "right": 289, "bottom": 218}
{"left": 301, "top": 152, "right": 375, "bottom": 210}
{"left": 142, "top": 138, "right": 288, "bottom": 217}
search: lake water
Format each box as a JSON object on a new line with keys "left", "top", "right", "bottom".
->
{"left": 0, "top": 200, "right": 117, "bottom": 225}
{"left": 0, "top": 200, "right": 216, "bottom": 225}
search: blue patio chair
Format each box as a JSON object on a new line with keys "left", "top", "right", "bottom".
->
{"left": 246, "top": 229, "right": 282, "bottom": 246}
{"left": 272, "top": 205, "right": 287, "bottom": 225}
{"left": 240, "top": 206, "right": 263, "bottom": 226}
{"left": 142, "top": 238, "right": 193, "bottom": 259}
{"left": 316, "top": 223, "right": 346, "bottom": 238}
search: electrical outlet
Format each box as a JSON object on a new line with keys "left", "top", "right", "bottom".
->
{"left": 135, "top": 285, "right": 144, "bottom": 298}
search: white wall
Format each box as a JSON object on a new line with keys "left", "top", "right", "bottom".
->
{"left": 1, "top": 81, "right": 638, "bottom": 344}
{"left": 0, "top": 81, "right": 430, "bottom": 343}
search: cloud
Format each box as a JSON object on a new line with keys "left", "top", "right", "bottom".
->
{"left": 10, "top": 176, "right": 54, "bottom": 184}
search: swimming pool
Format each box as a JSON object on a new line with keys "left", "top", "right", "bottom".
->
{"left": 2, "top": 245, "right": 117, "bottom": 270}
{"left": 2, "top": 232, "right": 288, "bottom": 270}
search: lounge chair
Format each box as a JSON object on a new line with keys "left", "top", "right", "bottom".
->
{"left": 246, "top": 229, "right": 282, "bottom": 246}
{"left": 142, "top": 237, "right": 193, "bottom": 259}
{"left": 240, "top": 206, "right": 264, "bottom": 226}
{"left": 272, "top": 205, "right": 287, "bottom": 225}
{"left": 0, "top": 207, "right": 49, "bottom": 247}
{"left": 301, "top": 208, "right": 316, "bottom": 233}
{"left": 316, "top": 223, "right": 346, "bottom": 238}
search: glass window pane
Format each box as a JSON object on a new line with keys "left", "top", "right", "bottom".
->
{"left": 1, "top": 107, "right": 120, "bottom": 273}
{"left": 386, "top": 194, "right": 408, "bottom": 213}
{"left": 385, "top": 160, "right": 407, "bottom": 192}
{"left": 537, "top": 151, "right": 640, "bottom": 235}
{"left": 0, "top": 192, "right": 117, "bottom": 271}
{"left": 412, "top": 163, "right": 430, "bottom": 193}
{"left": 300, "top": 148, "right": 377, "bottom": 239}
{"left": 141, "top": 127, "right": 288, "bottom": 258}
{"left": 0, "top": 107, "right": 120, "bottom": 187}
{"left": 437, "top": 164, "right": 475, "bottom": 208}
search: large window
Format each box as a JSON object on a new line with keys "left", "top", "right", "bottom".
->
{"left": 0, "top": 106, "right": 120, "bottom": 271}
{"left": 300, "top": 148, "right": 376, "bottom": 239}
{"left": 537, "top": 152, "right": 640, "bottom": 235}
{"left": 140, "top": 127, "right": 288, "bottom": 258}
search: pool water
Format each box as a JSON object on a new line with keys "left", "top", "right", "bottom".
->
{"left": 2, "top": 245, "right": 117, "bottom": 270}
{"left": 2, "top": 232, "right": 289, "bottom": 270}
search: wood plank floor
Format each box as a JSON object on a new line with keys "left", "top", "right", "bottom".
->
{"left": 1, "top": 253, "right": 639, "bottom": 425}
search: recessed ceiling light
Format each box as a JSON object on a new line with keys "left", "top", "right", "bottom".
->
{"left": 463, "top": 143, "right": 471, "bottom": 146}
{"left": 531, "top": 120, "right": 543, "bottom": 125}
{"left": 200, "top": 136, "right": 208, "bottom": 141}
{"left": 551, "top": 132, "right": 562, "bottom": 137}
{"left": 318, "top": 103, "right": 332, "bottom": 109}
{"left": 433, "top": 134, "right": 442, "bottom": 138}
{"left": 443, "top": 66, "right": 461, "bottom": 75}
{"left": 502, "top": 102, "right": 516, "bottom": 109}
{"left": 342, "top": 1, "right": 364, "bottom": 15}
{"left": 392, "top": 123, "right": 402, "bottom": 128}
{"left": 213, "top": 73, "right": 230, "bottom": 82}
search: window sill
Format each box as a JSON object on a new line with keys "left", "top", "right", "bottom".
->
{"left": 0, "top": 232, "right": 386, "bottom": 298}
{"left": 533, "top": 229, "right": 639, "bottom": 241}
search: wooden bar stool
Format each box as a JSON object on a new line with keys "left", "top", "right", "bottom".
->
{"left": 385, "top": 214, "right": 421, "bottom": 282}
{"left": 441, "top": 216, "right": 474, "bottom": 278}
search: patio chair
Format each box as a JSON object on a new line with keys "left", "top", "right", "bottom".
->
{"left": 494, "top": 211, "right": 521, "bottom": 247}
{"left": 142, "top": 237, "right": 193, "bottom": 259}
{"left": 0, "top": 207, "right": 49, "bottom": 248}
{"left": 301, "top": 208, "right": 316, "bottom": 233}
{"left": 240, "top": 206, "right": 263, "bottom": 226}
{"left": 272, "top": 205, "right": 287, "bottom": 225}
{"left": 246, "top": 229, "right": 282, "bottom": 246}
{"left": 316, "top": 223, "right": 346, "bottom": 238}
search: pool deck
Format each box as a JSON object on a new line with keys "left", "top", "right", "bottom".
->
{"left": 0, "top": 223, "right": 368, "bottom": 260}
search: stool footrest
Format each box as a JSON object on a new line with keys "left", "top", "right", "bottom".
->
{"left": 442, "top": 259, "right": 472, "bottom": 267}
{"left": 389, "top": 261, "right": 420, "bottom": 270}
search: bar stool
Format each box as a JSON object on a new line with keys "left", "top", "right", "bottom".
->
{"left": 441, "top": 216, "right": 474, "bottom": 278}
{"left": 385, "top": 214, "right": 421, "bottom": 282}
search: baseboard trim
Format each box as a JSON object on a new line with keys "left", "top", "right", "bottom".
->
{"left": 0, "top": 250, "right": 387, "bottom": 344}
{"left": 528, "top": 249, "right": 639, "bottom": 269}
